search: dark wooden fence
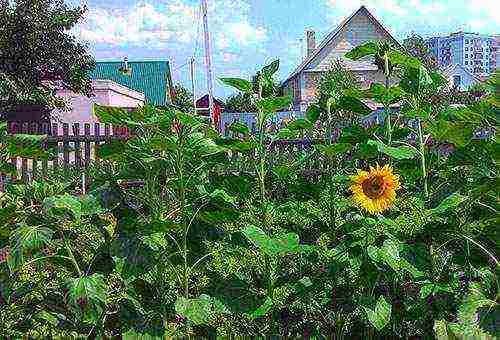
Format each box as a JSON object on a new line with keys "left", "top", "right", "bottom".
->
{"left": 4, "top": 121, "right": 128, "bottom": 185}
{"left": 1, "top": 120, "right": 339, "bottom": 190}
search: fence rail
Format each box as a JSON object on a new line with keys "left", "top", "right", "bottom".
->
{"left": 1, "top": 120, "right": 340, "bottom": 190}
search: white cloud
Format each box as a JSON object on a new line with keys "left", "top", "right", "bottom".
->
{"left": 75, "top": 0, "right": 267, "bottom": 51}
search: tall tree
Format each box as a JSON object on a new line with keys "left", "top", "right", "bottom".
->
{"left": 0, "top": 0, "right": 95, "bottom": 117}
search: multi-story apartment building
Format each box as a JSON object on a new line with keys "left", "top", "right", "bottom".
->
{"left": 427, "top": 32, "right": 497, "bottom": 76}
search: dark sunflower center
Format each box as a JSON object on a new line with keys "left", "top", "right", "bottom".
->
{"left": 362, "top": 176, "right": 386, "bottom": 199}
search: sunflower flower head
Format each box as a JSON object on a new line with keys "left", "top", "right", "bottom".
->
{"left": 350, "top": 164, "right": 400, "bottom": 215}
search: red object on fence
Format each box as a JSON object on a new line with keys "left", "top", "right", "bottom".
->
{"left": 195, "top": 94, "right": 224, "bottom": 130}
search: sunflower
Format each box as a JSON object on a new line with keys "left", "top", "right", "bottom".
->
{"left": 350, "top": 164, "right": 400, "bottom": 214}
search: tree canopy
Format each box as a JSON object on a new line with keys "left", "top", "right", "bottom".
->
{"left": 0, "top": 0, "right": 95, "bottom": 116}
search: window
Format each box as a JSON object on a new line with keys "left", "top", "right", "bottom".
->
{"left": 465, "top": 61, "right": 468, "bottom": 65}
{"left": 453, "top": 75, "right": 461, "bottom": 88}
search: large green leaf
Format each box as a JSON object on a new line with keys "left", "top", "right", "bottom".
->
{"left": 43, "top": 194, "right": 82, "bottom": 221}
{"left": 261, "top": 60, "right": 280, "bottom": 76}
{"left": 97, "top": 139, "right": 127, "bottom": 160}
{"left": 368, "top": 239, "right": 424, "bottom": 278}
{"left": 305, "top": 104, "right": 321, "bottom": 124}
{"left": 400, "top": 65, "right": 433, "bottom": 95}
{"left": 220, "top": 78, "right": 253, "bottom": 93}
{"left": 345, "top": 42, "right": 378, "bottom": 60}
{"left": 315, "top": 143, "right": 352, "bottom": 156}
{"left": 431, "top": 193, "right": 467, "bottom": 214}
{"left": 388, "top": 50, "right": 421, "bottom": 69}
{"left": 9, "top": 224, "right": 53, "bottom": 267}
{"left": 242, "top": 226, "right": 301, "bottom": 256}
{"left": 228, "top": 121, "right": 250, "bottom": 135}
{"left": 0, "top": 160, "right": 16, "bottom": 175}
{"left": 363, "top": 295, "right": 392, "bottom": 331}
{"left": 7, "top": 134, "right": 50, "bottom": 159}
{"left": 429, "top": 120, "right": 473, "bottom": 148}
{"left": 286, "top": 118, "right": 313, "bottom": 131}
{"left": 337, "top": 95, "right": 372, "bottom": 115}
{"left": 366, "top": 83, "right": 403, "bottom": 105}
{"left": 250, "top": 296, "right": 273, "bottom": 319}
{"left": 93, "top": 104, "right": 131, "bottom": 125}
{"left": 256, "top": 96, "right": 292, "bottom": 113}
{"left": 215, "top": 138, "right": 256, "bottom": 152}
{"left": 66, "top": 273, "right": 107, "bottom": 323}
{"left": 175, "top": 294, "right": 213, "bottom": 325}
{"left": 367, "top": 140, "right": 417, "bottom": 160}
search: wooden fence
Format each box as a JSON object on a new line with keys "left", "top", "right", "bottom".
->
{"left": 5, "top": 121, "right": 127, "bottom": 184}
{"left": 1, "top": 120, "right": 341, "bottom": 190}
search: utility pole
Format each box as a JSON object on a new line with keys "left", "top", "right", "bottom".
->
{"left": 190, "top": 57, "right": 197, "bottom": 112}
{"left": 201, "top": 0, "right": 215, "bottom": 125}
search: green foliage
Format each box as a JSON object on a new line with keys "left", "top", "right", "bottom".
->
{"left": 0, "top": 0, "right": 95, "bottom": 113}
{"left": 1, "top": 49, "right": 498, "bottom": 339}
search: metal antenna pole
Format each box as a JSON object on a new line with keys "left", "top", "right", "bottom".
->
{"left": 190, "top": 57, "right": 197, "bottom": 112}
{"left": 201, "top": 0, "right": 214, "bottom": 125}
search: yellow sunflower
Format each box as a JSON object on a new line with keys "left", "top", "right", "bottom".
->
{"left": 350, "top": 164, "right": 400, "bottom": 214}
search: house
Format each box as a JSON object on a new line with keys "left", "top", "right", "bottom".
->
{"left": 282, "top": 6, "right": 399, "bottom": 112}
{"left": 91, "top": 59, "right": 172, "bottom": 106}
{"left": 54, "top": 79, "right": 145, "bottom": 124}
{"left": 196, "top": 94, "right": 225, "bottom": 128}
{"left": 440, "top": 63, "right": 483, "bottom": 91}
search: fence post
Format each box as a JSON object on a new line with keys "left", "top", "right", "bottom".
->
{"left": 62, "top": 123, "right": 70, "bottom": 169}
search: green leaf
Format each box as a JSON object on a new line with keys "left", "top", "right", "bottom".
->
{"left": 388, "top": 50, "right": 421, "bottom": 69}
{"left": 363, "top": 295, "right": 392, "bottom": 331}
{"left": 286, "top": 118, "right": 313, "bottom": 131}
{"left": 220, "top": 78, "right": 253, "bottom": 93}
{"left": 250, "top": 296, "right": 273, "bottom": 319}
{"left": 261, "top": 60, "right": 280, "bottom": 76}
{"left": 0, "top": 161, "right": 16, "bottom": 175}
{"left": 9, "top": 224, "right": 53, "bottom": 267}
{"left": 80, "top": 195, "right": 106, "bottom": 216}
{"left": 175, "top": 295, "right": 213, "bottom": 325}
{"left": 209, "top": 189, "right": 237, "bottom": 206}
{"left": 7, "top": 134, "right": 50, "bottom": 159}
{"left": 400, "top": 65, "right": 432, "bottom": 95}
{"left": 337, "top": 95, "right": 372, "bottom": 115}
{"left": 97, "top": 139, "right": 127, "bottom": 160}
{"left": 345, "top": 42, "right": 378, "bottom": 60}
{"left": 228, "top": 121, "right": 250, "bottom": 135}
{"left": 215, "top": 138, "right": 256, "bottom": 152}
{"left": 43, "top": 194, "right": 82, "bottom": 221}
{"left": 93, "top": 104, "right": 131, "bottom": 125}
{"left": 431, "top": 193, "right": 467, "bottom": 214}
{"left": 256, "top": 96, "right": 292, "bottom": 113}
{"left": 420, "top": 282, "right": 454, "bottom": 299}
{"left": 366, "top": 84, "right": 403, "bottom": 105}
{"left": 305, "top": 104, "right": 321, "bottom": 124}
{"left": 315, "top": 143, "right": 352, "bottom": 156}
{"left": 242, "top": 226, "right": 301, "bottom": 256}
{"left": 66, "top": 274, "right": 107, "bottom": 323}
{"left": 367, "top": 140, "right": 417, "bottom": 160}
{"left": 429, "top": 120, "right": 473, "bottom": 148}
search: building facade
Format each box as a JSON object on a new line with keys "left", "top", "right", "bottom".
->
{"left": 282, "top": 6, "right": 399, "bottom": 112}
{"left": 427, "top": 32, "right": 497, "bottom": 76}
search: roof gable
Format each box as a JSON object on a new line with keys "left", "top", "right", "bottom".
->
{"left": 91, "top": 61, "right": 170, "bottom": 106}
{"left": 441, "top": 64, "right": 482, "bottom": 83}
{"left": 284, "top": 6, "right": 399, "bottom": 83}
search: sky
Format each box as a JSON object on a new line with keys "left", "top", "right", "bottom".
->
{"left": 70, "top": 0, "right": 500, "bottom": 98}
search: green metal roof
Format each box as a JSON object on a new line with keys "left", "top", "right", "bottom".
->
{"left": 90, "top": 61, "right": 170, "bottom": 106}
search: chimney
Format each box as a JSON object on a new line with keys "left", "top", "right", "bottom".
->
{"left": 306, "top": 29, "right": 316, "bottom": 57}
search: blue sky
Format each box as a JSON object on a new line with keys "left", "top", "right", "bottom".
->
{"left": 71, "top": 0, "right": 500, "bottom": 98}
